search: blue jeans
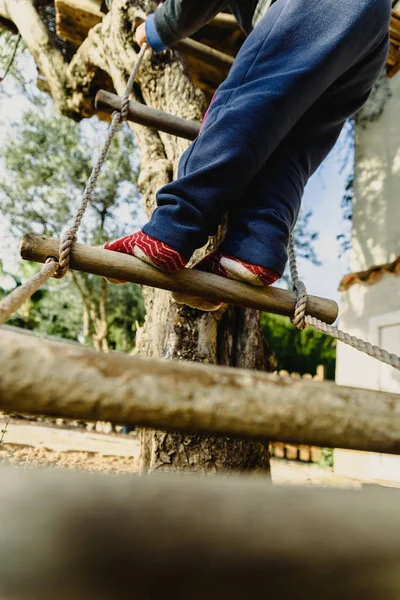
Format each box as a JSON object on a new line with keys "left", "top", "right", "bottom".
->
{"left": 143, "top": 0, "right": 390, "bottom": 276}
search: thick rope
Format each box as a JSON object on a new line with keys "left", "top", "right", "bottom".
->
{"left": 54, "top": 43, "right": 148, "bottom": 279}
{"left": 0, "top": 260, "right": 58, "bottom": 325}
{"left": 305, "top": 315, "right": 400, "bottom": 370}
{"left": 288, "top": 234, "right": 308, "bottom": 330}
{"left": 288, "top": 233, "right": 400, "bottom": 370}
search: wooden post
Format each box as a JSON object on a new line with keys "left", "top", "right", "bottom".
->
{"left": 2, "top": 466, "right": 400, "bottom": 599}
{"left": 95, "top": 91, "right": 201, "bottom": 140}
{"left": 20, "top": 233, "right": 339, "bottom": 323}
{"left": 174, "top": 37, "right": 234, "bottom": 71}
{"left": 1, "top": 327, "right": 400, "bottom": 454}
{"left": 211, "top": 13, "right": 238, "bottom": 29}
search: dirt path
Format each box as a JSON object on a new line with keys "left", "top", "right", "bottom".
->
{"left": 0, "top": 418, "right": 364, "bottom": 485}
{"left": 1, "top": 418, "right": 396, "bottom": 487}
{"left": 0, "top": 419, "right": 140, "bottom": 474}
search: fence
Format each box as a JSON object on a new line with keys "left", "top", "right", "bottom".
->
{"left": 269, "top": 366, "right": 326, "bottom": 463}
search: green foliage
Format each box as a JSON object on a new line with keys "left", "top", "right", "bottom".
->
{"left": 0, "top": 420, "right": 9, "bottom": 447}
{"left": 0, "top": 100, "right": 145, "bottom": 349}
{"left": 337, "top": 173, "right": 354, "bottom": 257}
{"left": 0, "top": 260, "right": 82, "bottom": 339}
{"left": 107, "top": 283, "right": 145, "bottom": 352}
{"left": 0, "top": 30, "right": 24, "bottom": 87}
{"left": 318, "top": 448, "right": 334, "bottom": 469}
{"left": 262, "top": 313, "right": 336, "bottom": 379}
{"left": 293, "top": 209, "right": 320, "bottom": 266}
{"left": 0, "top": 105, "right": 139, "bottom": 242}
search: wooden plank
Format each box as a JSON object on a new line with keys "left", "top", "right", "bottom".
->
{"left": 311, "top": 446, "right": 322, "bottom": 463}
{"left": 95, "top": 90, "right": 201, "bottom": 140}
{"left": 1, "top": 327, "right": 400, "bottom": 454}
{"left": 211, "top": 13, "right": 238, "bottom": 30}
{"left": 55, "top": 0, "right": 104, "bottom": 45}
{"left": 270, "top": 442, "right": 285, "bottom": 459}
{"left": 388, "top": 10, "right": 400, "bottom": 76}
{"left": 175, "top": 37, "right": 234, "bottom": 71}
{"left": 298, "top": 445, "right": 311, "bottom": 462}
{"left": 20, "top": 233, "right": 339, "bottom": 324}
{"left": 285, "top": 445, "right": 299, "bottom": 460}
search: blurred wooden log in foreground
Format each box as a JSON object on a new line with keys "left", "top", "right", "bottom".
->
{"left": 1, "top": 327, "right": 400, "bottom": 454}
{"left": 1, "top": 467, "right": 400, "bottom": 600}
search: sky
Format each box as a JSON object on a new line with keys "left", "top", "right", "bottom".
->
{"left": 0, "top": 51, "right": 352, "bottom": 309}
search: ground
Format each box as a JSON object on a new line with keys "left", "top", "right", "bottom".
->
{"left": 1, "top": 414, "right": 390, "bottom": 487}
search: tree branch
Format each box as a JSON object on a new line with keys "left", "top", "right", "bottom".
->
{"left": 1, "top": 0, "right": 73, "bottom": 114}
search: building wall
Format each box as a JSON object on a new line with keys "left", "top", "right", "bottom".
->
{"left": 351, "top": 74, "right": 400, "bottom": 272}
{"left": 337, "top": 71, "right": 400, "bottom": 391}
{"left": 335, "top": 72, "right": 400, "bottom": 484}
{"left": 336, "top": 274, "right": 400, "bottom": 391}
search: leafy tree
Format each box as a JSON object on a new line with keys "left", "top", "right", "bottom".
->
{"left": 1, "top": 259, "right": 82, "bottom": 339}
{"left": 338, "top": 173, "right": 354, "bottom": 257}
{"left": 262, "top": 313, "right": 336, "bottom": 379}
{"left": 0, "top": 101, "right": 145, "bottom": 349}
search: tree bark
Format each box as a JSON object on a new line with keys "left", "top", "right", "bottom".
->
{"left": 1, "top": 0, "right": 272, "bottom": 474}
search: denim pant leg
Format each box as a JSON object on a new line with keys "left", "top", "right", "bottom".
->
{"left": 220, "top": 145, "right": 306, "bottom": 276}
{"left": 220, "top": 34, "right": 390, "bottom": 275}
{"left": 143, "top": 0, "right": 391, "bottom": 260}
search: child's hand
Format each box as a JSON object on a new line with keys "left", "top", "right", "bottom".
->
{"left": 136, "top": 22, "right": 147, "bottom": 47}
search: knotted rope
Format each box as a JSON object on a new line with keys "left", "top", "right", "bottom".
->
{"left": 53, "top": 42, "right": 148, "bottom": 279}
{"left": 0, "top": 260, "right": 58, "bottom": 325}
{"left": 288, "top": 233, "right": 400, "bottom": 370}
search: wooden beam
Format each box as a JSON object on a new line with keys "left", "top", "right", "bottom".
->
{"left": 2, "top": 467, "right": 400, "bottom": 599}
{"left": 1, "top": 327, "right": 400, "bottom": 453}
{"left": 20, "top": 233, "right": 338, "bottom": 323}
{"left": 55, "top": 0, "right": 104, "bottom": 45}
{"left": 211, "top": 13, "right": 239, "bottom": 29}
{"left": 95, "top": 90, "right": 201, "bottom": 140}
{"left": 388, "top": 9, "right": 400, "bottom": 76}
{"left": 175, "top": 37, "right": 234, "bottom": 71}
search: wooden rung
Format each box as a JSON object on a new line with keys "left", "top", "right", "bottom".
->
{"left": 95, "top": 91, "right": 201, "bottom": 140}
{"left": 1, "top": 326, "right": 400, "bottom": 454}
{"left": 174, "top": 37, "right": 234, "bottom": 70}
{"left": 133, "top": 15, "right": 235, "bottom": 70}
{"left": 211, "top": 12, "right": 239, "bottom": 29}
{"left": 20, "top": 233, "right": 338, "bottom": 323}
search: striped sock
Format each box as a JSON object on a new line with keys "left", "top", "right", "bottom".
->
{"left": 104, "top": 231, "right": 187, "bottom": 273}
{"left": 219, "top": 254, "right": 279, "bottom": 287}
{"left": 173, "top": 250, "right": 279, "bottom": 311}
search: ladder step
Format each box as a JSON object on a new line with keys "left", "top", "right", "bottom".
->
{"left": 95, "top": 90, "right": 201, "bottom": 140}
{"left": 20, "top": 233, "right": 338, "bottom": 324}
{"left": 1, "top": 324, "right": 399, "bottom": 454}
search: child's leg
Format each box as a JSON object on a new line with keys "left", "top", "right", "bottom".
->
{"left": 141, "top": 0, "right": 390, "bottom": 261}
{"left": 173, "top": 41, "right": 389, "bottom": 310}
{"left": 220, "top": 39, "right": 390, "bottom": 276}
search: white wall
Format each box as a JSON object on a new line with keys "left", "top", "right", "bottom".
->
{"left": 336, "top": 274, "right": 400, "bottom": 390}
{"left": 337, "top": 71, "right": 400, "bottom": 391}
{"left": 351, "top": 74, "right": 400, "bottom": 272}
{"left": 335, "top": 69, "right": 400, "bottom": 483}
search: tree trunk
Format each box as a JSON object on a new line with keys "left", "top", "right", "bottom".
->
{"left": 0, "top": 0, "right": 272, "bottom": 475}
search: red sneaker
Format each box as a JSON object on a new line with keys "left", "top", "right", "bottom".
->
{"left": 173, "top": 250, "right": 279, "bottom": 311}
{"left": 103, "top": 231, "right": 187, "bottom": 283}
